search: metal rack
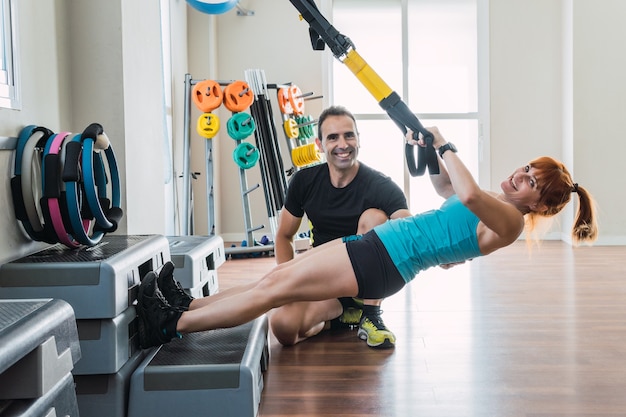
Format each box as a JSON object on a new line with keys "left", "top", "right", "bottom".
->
{"left": 182, "top": 73, "right": 280, "bottom": 256}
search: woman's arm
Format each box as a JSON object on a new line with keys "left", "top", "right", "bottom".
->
{"left": 430, "top": 156, "right": 455, "bottom": 199}
{"left": 407, "top": 131, "right": 454, "bottom": 198}
{"left": 411, "top": 127, "right": 524, "bottom": 253}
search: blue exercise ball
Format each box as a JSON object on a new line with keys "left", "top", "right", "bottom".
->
{"left": 186, "top": 0, "right": 239, "bottom": 15}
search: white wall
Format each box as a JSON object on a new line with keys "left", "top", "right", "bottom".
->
{"left": 489, "top": 0, "right": 623, "bottom": 245}
{"left": 489, "top": 0, "right": 564, "bottom": 231}
{"left": 571, "top": 0, "right": 626, "bottom": 244}
{"left": 0, "top": 0, "right": 69, "bottom": 262}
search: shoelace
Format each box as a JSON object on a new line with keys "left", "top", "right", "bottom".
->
{"left": 171, "top": 281, "right": 192, "bottom": 299}
{"left": 365, "top": 313, "right": 388, "bottom": 330}
{"left": 152, "top": 287, "right": 187, "bottom": 313}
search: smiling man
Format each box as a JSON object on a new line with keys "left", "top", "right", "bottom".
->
{"left": 270, "top": 105, "right": 412, "bottom": 348}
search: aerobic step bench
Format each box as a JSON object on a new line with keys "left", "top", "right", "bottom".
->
{"left": 167, "top": 235, "right": 225, "bottom": 297}
{"left": 0, "top": 235, "right": 170, "bottom": 377}
{"left": 128, "top": 315, "right": 270, "bottom": 417}
{"left": 0, "top": 299, "right": 81, "bottom": 416}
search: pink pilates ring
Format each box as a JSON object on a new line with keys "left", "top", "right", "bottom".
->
{"left": 43, "top": 132, "right": 90, "bottom": 248}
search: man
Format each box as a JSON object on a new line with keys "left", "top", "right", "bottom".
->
{"left": 270, "top": 105, "right": 411, "bottom": 348}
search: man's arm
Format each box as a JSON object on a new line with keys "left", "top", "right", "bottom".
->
{"left": 274, "top": 208, "right": 304, "bottom": 264}
{"left": 389, "top": 208, "right": 412, "bottom": 220}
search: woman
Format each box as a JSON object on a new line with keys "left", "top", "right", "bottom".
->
{"left": 137, "top": 127, "right": 598, "bottom": 349}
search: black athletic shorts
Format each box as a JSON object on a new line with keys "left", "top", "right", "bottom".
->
{"left": 343, "top": 230, "right": 406, "bottom": 299}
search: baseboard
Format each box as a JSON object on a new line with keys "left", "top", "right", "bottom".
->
{"left": 220, "top": 233, "right": 273, "bottom": 245}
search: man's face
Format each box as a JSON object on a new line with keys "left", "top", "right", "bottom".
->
{"left": 316, "top": 115, "right": 360, "bottom": 170}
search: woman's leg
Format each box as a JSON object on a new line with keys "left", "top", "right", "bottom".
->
{"left": 176, "top": 240, "right": 359, "bottom": 334}
{"left": 187, "top": 281, "right": 257, "bottom": 310}
{"left": 187, "top": 238, "right": 346, "bottom": 310}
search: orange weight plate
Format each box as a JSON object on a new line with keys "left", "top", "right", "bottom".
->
{"left": 277, "top": 87, "right": 293, "bottom": 114}
{"left": 224, "top": 81, "right": 254, "bottom": 112}
{"left": 192, "top": 79, "right": 223, "bottom": 113}
{"left": 288, "top": 85, "right": 305, "bottom": 115}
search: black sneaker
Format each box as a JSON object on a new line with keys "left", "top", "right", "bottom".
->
{"left": 137, "top": 271, "right": 184, "bottom": 349}
{"left": 157, "top": 261, "right": 194, "bottom": 309}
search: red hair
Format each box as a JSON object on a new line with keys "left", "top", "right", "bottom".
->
{"left": 527, "top": 156, "right": 597, "bottom": 244}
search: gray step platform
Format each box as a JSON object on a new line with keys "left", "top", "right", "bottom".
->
{"left": 74, "top": 349, "right": 146, "bottom": 417}
{"left": 74, "top": 306, "right": 140, "bottom": 375}
{"left": 127, "top": 315, "right": 269, "bottom": 417}
{"left": 0, "top": 299, "right": 80, "bottom": 400}
{"left": 167, "top": 235, "right": 225, "bottom": 294}
{"left": 0, "top": 235, "right": 170, "bottom": 319}
{"left": 0, "top": 372, "right": 79, "bottom": 417}
{"left": 186, "top": 277, "right": 213, "bottom": 299}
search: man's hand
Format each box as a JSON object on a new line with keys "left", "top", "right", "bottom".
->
{"left": 439, "top": 260, "right": 470, "bottom": 270}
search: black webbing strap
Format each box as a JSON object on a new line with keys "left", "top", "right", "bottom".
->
{"left": 380, "top": 92, "right": 439, "bottom": 176}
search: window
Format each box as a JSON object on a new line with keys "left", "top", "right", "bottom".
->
{"left": 328, "top": 0, "right": 484, "bottom": 213}
{"left": 0, "top": 0, "right": 20, "bottom": 109}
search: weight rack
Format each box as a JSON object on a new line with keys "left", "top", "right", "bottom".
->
{"left": 182, "top": 71, "right": 321, "bottom": 256}
{"left": 183, "top": 74, "right": 261, "bottom": 242}
{"left": 182, "top": 73, "right": 217, "bottom": 237}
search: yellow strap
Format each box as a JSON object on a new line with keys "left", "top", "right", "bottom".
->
{"left": 342, "top": 49, "right": 393, "bottom": 102}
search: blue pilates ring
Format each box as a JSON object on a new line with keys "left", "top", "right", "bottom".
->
{"left": 11, "top": 125, "right": 58, "bottom": 243}
{"left": 62, "top": 133, "right": 106, "bottom": 246}
{"left": 13, "top": 125, "right": 37, "bottom": 177}
{"left": 80, "top": 123, "right": 123, "bottom": 233}
{"left": 186, "top": 0, "right": 238, "bottom": 14}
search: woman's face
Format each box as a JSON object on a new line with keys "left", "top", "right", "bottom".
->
{"left": 500, "top": 164, "right": 544, "bottom": 212}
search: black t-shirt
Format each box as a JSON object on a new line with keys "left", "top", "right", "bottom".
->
{"left": 283, "top": 163, "right": 408, "bottom": 247}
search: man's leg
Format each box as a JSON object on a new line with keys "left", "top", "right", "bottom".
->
{"left": 269, "top": 299, "right": 343, "bottom": 345}
{"left": 355, "top": 209, "right": 397, "bottom": 349}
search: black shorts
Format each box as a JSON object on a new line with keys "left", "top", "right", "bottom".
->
{"left": 343, "top": 231, "right": 406, "bottom": 299}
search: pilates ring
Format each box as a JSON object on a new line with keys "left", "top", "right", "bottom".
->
{"left": 11, "top": 125, "right": 38, "bottom": 239}
{"left": 186, "top": 0, "right": 238, "bottom": 15}
{"left": 80, "top": 123, "right": 123, "bottom": 234}
{"left": 41, "top": 132, "right": 88, "bottom": 248}
{"left": 21, "top": 128, "right": 51, "bottom": 236}
{"left": 11, "top": 125, "right": 58, "bottom": 243}
{"left": 62, "top": 133, "right": 106, "bottom": 246}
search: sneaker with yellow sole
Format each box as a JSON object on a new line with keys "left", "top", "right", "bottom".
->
{"left": 357, "top": 313, "right": 396, "bottom": 349}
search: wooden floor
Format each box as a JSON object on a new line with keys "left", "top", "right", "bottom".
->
{"left": 218, "top": 241, "right": 626, "bottom": 417}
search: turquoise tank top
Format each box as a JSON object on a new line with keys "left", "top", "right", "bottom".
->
{"left": 374, "top": 194, "right": 482, "bottom": 283}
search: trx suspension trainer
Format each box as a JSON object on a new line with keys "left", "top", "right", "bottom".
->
{"left": 288, "top": 0, "right": 439, "bottom": 176}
